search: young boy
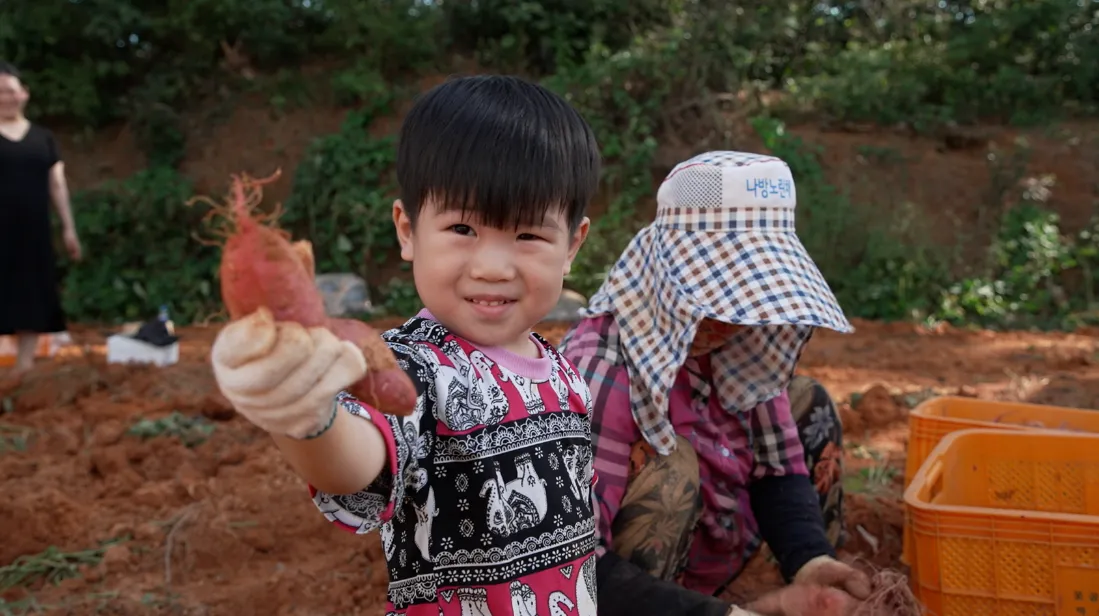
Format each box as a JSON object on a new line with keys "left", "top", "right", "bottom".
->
{"left": 211, "top": 75, "right": 601, "bottom": 616}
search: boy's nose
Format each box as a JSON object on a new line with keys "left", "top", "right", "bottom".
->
{"left": 468, "top": 245, "right": 517, "bottom": 281}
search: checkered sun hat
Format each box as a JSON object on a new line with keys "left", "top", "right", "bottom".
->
{"left": 584, "top": 151, "right": 853, "bottom": 455}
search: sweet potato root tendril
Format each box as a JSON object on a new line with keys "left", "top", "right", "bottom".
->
{"left": 850, "top": 559, "right": 924, "bottom": 616}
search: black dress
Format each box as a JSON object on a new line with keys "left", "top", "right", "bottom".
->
{"left": 0, "top": 123, "right": 67, "bottom": 336}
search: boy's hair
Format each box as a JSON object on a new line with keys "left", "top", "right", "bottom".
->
{"left": 0, "top": 62, "right": 21, "bottom": 79}
{"left": 396, "top": 74, "right": 601, "bottom": 234}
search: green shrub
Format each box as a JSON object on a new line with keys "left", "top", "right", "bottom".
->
{"left": 281, "top": 99, "right": 399, "bottom": 281}
{"left": 61, "top": 167, "right": 218, "bottom": 324}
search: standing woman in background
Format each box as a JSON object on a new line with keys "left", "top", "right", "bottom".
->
{"left": 0, "top": 61, "right": 81, "bottom": 377}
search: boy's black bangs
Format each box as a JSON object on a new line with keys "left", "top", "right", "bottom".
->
{"left": 0, "top": 61, "right": 20, "bottom": 78}
{"left": 397, "top": 75, "right": 601, "bottom": 232}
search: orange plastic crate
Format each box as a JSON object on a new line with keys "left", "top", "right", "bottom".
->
{"left": 903, "top": 429, "right": 1099, "bottom": 616}
{"left": 904, "top": 397, "right": 1099, "bottom": 489}
{"left": 902, "top": 397, "right": 1099, "bottom": 568}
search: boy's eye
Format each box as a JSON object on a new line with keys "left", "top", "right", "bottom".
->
{"left": 449, "top": 224, "right": 474, "bottom": 236}
{"left": 517, "top": 233, "right": 542, "bottom": 241}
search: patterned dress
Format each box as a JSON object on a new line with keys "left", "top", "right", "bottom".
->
{"left": 309, "top": 311, "right": 599, "bottom": 616}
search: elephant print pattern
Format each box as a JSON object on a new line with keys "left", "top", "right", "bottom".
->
{"left": 309, "top": 312, "right": 598, "bottom": 616}
{"left": 480, "top": 454, "right": 548, "bottom": 537}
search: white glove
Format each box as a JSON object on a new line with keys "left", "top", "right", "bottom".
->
{"left": 211, "top": 307, "right": 368, "bottom": 439}
{"left": 727, "top": 607, "right": 764, "bottom": 616}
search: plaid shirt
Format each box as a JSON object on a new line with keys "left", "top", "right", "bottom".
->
{"left": 561, "top": 314, "right": 809, "bottom": 595}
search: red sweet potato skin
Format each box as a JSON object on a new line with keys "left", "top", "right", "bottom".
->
{"left": 326, "top": 317, "right": 418, "bottom": 415}
{"left": 325, "top": 317, "right": 396, "bottom": 370}
{"left": 211, "top": 172, "right": 418, "bottom": 416}
{"left": 221, "top": 237, "right": 418, "bottom": 415}
{"left": 220, "top": 223, "right": 327, "bottom": 327}
{"left": 347, "top": 372, "right": 419, "bottom": 417}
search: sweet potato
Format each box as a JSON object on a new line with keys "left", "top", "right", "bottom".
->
{"left": 192, "top": 169, "right": 417, "bottom": 416}
{"left": 325, "top": 317, "right": 418, "bottom": 413}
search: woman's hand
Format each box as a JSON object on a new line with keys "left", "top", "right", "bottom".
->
{"left": 63, "top": 227, "right": 82, "bottom": 261}
{"left": 744, "top": 584, "right": 859, "bottom": 616}
{"left": 793, "top": 556, "right": 872, "bottom": 600}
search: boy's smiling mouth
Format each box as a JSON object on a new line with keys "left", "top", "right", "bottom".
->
{"left": 466, "top": 295, "right": 516, "bottom": 307}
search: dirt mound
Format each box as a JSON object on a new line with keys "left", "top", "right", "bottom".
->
{"left": 847, "top": 384, "right": 908, "bottom": 433}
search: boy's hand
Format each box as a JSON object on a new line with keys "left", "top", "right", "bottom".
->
{"left": 211, "top": 307, "right": 367, "bottom": 439}
{"left": 793, "top": 556, "right": 872, "bottom": 600}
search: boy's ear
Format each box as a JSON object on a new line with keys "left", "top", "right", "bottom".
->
{"left": 563, "top": 216, "right": 591, "bottom": 276}
{"left": 393, "top": 199, "right": 414, "bottom": 262}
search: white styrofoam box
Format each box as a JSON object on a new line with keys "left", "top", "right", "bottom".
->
{"left": 106, "top": 334, "right": 179, "bottom": 367}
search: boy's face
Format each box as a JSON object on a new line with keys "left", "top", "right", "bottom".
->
{"left": 393, "top": 198, "right": 589, "bottom": 356}
{"left": 688, "top": 319, "right": 744, "bottom": 357}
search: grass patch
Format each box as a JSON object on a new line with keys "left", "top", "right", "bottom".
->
{"left": 0, "top": 540, "right": 125, "bottom": 593}
{"left": 0, "top": 592, "right": 119, "bottom": 616}
{"left": 0, "top": 424, "right": 32, "bottom": 454}
{"left": 844, "top": 465, "right": 900, "bottom": 496}
{"left": 127, "top": 411, "right": 214, "bottom": 448}
{"left": 844, "top": 446, "right": 900, "bottom": 496}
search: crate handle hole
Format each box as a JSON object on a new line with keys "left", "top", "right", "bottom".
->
{"left": 925, "top": 460, "right": 944, "bottom": 502}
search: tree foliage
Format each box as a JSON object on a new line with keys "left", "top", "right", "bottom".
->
{"left": 6, "top": 0, "right": 1098, "bottom": 326}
